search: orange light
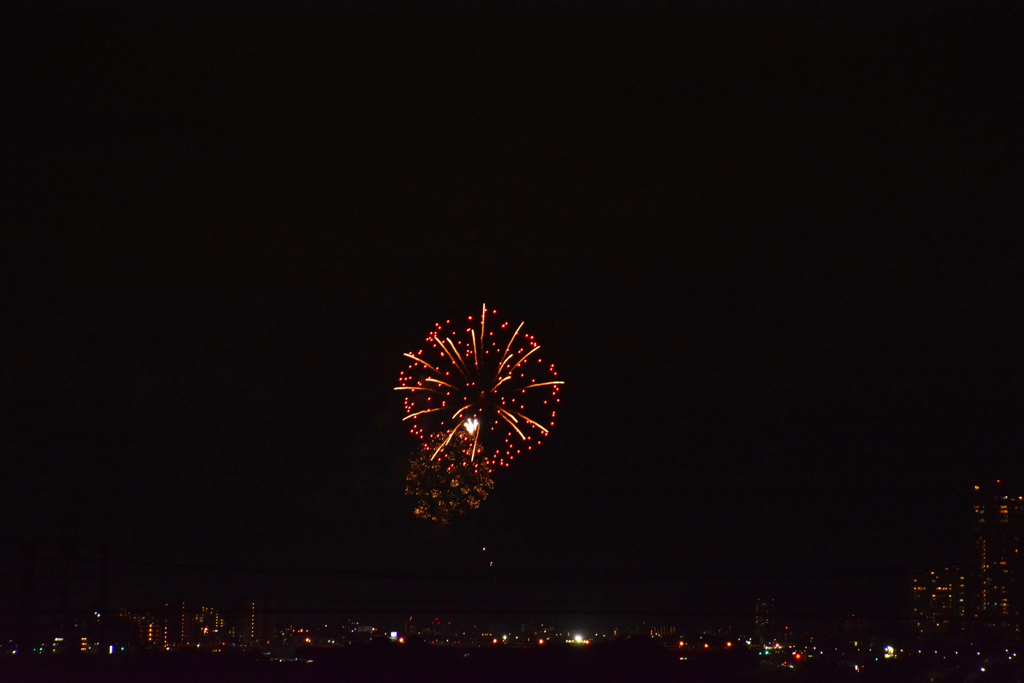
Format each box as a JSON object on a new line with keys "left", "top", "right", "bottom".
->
{"left": 794, "top": 653, "right": 801, "bottom": 660}
{"left": 538, "top": 639, "right": 544, "bottom": 645}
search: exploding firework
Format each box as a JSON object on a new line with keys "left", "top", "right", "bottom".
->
{"left": 405, "top": 430, "right": 495, "bottom": 525}
{"left": 396, "top": 304, "right": 562, "bottom": 467}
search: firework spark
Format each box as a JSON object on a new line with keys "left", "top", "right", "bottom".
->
{"left": 405, "top": 430, "right": 495, "bottom": 525}
{"left": 396, "top": 305, "right": 562, "bottom": 467}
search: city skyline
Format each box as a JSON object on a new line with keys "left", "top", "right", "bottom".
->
{"left": 4, "top": 480, "right": 1016, "bottom": 639}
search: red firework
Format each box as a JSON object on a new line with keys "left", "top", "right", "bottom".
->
{"left": 395, "top": 304, "right": 562, "bottom": 467}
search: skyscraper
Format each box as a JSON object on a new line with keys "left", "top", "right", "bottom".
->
{"left": 248, "top": 595, "right": 276, "bottom": 648}
{"left": 911, "top": 566, "right": 966, "bottom": 634}
{"left": 755, "top": 598, "right": 774, "bottom": 645}
{"left": 970, "top": 482, "right": 1024, "bottom": 638}
{"left": 165, "top": 601, "right": 193, "bottom": 647}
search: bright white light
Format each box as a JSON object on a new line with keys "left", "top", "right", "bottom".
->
{"left": 464, "top": 418, "right": 479, "bottom": 434}
{"left": 390, "top": 632, "right": 398, "bottom": 640}
{"left": 574, "top": 635, "right": 583, "bottom": 643}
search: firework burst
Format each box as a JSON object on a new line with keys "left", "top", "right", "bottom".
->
{"left": 405, "top": 430, "right": 494, "bottom": 525}
{"left": 396, "top": 305, "right": 562, "bottom": 467}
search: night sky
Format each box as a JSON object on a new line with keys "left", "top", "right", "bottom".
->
{"left": 2, "top": 3, "right": 1022, "bottom": 628}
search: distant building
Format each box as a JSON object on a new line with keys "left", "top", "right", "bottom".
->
{"left": 248, "top": 596, "right": 276, "bottom": 647}
{"left": 117, "top": 608, "right": 164, "bottom": 649}
{"left": 625, "top": 620, "right": 675, "bottom": 640}
{"left": 755, "top": 598, "right": 774, "bottom": 645}
{"left": 165, "top": 601, "right": 194, "bottom": 647}
{"left": 145, "top": 617, "right": 167, "bottom": 649}
{"left": 911, "top": 566, "right": 966, "bottom": 634}
{"left": 970, "top": 482, "right": 1024, "bottom": 638}
{"left": 648, "top": 625, "right": 676, "bottom": 640}
{"left": 196, "top": 606, "right": 225, "bottom": 646}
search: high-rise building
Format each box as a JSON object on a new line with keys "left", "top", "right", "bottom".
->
{"left": 117, "top": 608, "right": 166, "bottom": 649}
{"left": 146, "top": 618, "right": 166, "bottom": 649}
{"left": 911, "top": 566, "right": 966, "bottom": 634}
{"left": 970, "top": 482, "right": 1024, "bottom": 637}
{"left": 248, "top": 596, "right": 276, "bottom": 647}
{"left": 755, "top": 598, "right": 774, "bottom": 645}
{"left": 165, "top": 601, "right": 197, "bottom": 647}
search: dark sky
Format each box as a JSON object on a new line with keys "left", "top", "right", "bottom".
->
{"left": 2, "top": 3, "right": 1022, "bottom": 628}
